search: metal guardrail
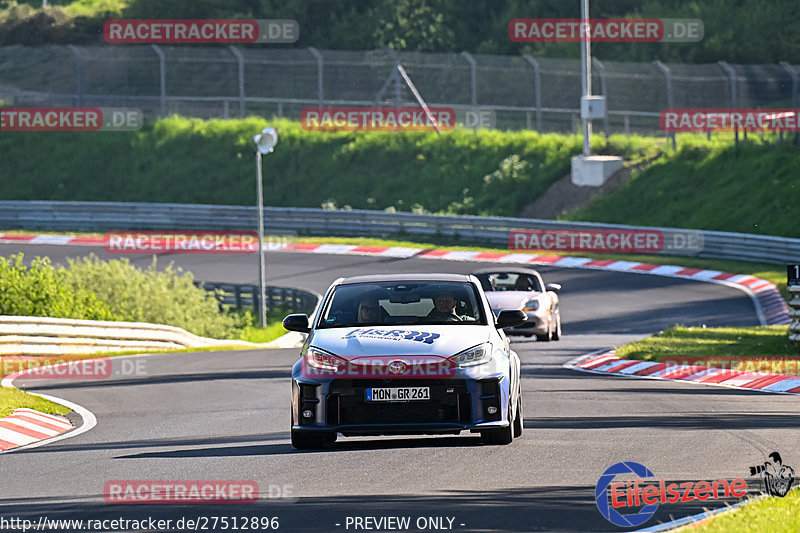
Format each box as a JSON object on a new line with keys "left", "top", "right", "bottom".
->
{"left": 195, "top": 282, "right": 319, "bottom": 315}
{"left": 1, "top": 200, "right": 799, "bottom": 264}
{"left": 0, "top": 315, "right": 258, "bottom": 356}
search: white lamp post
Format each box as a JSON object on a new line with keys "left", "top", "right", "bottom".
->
{"left": 252, "top": 127, "right": 279, "bottom": 328}
{"left": 580, "top": 0, "right": 592, "bottom": 156}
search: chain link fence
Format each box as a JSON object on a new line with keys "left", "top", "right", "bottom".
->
{"left": 0, "top": 45, "right": 797, "bottom": 135}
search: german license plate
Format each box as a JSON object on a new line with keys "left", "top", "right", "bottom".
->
{"left": 366, "top": 387, "right": 430, "bottom": 402}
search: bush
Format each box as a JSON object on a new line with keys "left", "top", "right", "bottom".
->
{"left": 0, "top": 254, "right": 113, "bottom": 319}
{"left": 63, "top": 255, "right": 248, "bottom": 339}
{"left": 0, "top": 253, "right": 248, "bottom": 339}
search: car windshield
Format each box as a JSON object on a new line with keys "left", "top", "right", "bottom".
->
{"left": 475, "top": 272, "right": 542, "bottom": 292}
{"left": 317, "top": 281, "right": 486, "bottom": 328}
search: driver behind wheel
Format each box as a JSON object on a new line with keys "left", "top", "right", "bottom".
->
{"left": 426, "top": 291, "right": 468, "bottom": 322}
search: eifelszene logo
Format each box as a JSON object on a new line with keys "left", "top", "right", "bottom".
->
{"left": 595, "top": 461, "right": 748, "bottom": 528}
{"left": 749, "top": 452, "right": 795, "bottom": 497}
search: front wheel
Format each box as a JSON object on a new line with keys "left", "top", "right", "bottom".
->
{"left": 513, "top": 394, "right": 523, "bottom": 438}
{"left": 535, "top": 319, "right": 553, "bottom": 342}
{"left": 291, "top": 429, "right": 336, "bottom": 450}
{"left": 482, "top": 402, "right": 514, "bottom": 445}
{"left": 552, "top": 312, "right": 561, "bottom": 341}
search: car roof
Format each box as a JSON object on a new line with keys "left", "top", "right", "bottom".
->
{"left": 472, "top": 266, "right": 542, "bottom": 276}
{"left": 339, "top": 273, "right": 473, "bottom": 284}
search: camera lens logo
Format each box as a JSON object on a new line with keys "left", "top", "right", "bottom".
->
{"left": 595, "top": 462, "right": 658, "bottom": 527}
{"left": 749, "top": 451, "right": 795, "bottom": 497}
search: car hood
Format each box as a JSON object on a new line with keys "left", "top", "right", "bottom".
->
{"left": 308, "top": 325, "right": 492, "bottom": 360}
{"left": 485, "top": 291, "right": 539, "bottom": 311}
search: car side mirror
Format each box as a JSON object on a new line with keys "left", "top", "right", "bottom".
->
{"left": 545, "top": 283, "right": 561, "bottom": 293}
{"left": 496, "top": 309, "right": 527, "bottom": 329}
{"left": 282, "top": 313, "right": 310, "bottom": 333}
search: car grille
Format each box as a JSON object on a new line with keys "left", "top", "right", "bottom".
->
{"left": 326, "top": 379, "right": 471, "bottom": 426}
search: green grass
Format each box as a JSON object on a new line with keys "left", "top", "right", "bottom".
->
{"left": 4, "top": 117, "right": 799, "bottom": 239}
{"left": 679, "top": 488, "right": 800, "bottom": 533}
{"left": 616, "top": 326, "right": 800, "bottom": 365}
{"left": 0, "top": 386, "right": 71, "bottom": 418}
{"left": 566, "top": 135, "right": 800, "bottom": 237}
{"left": 0, "top": 117, "right": 662, "bottom": 218}
{"left": 240, "top": 321, "right": 293, "bottom": 343}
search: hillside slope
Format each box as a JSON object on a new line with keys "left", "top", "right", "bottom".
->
{"left": 565, "top": 140, "right": 800, "bottom": 237}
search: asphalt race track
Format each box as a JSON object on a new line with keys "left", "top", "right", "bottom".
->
{"left": 2, "top": 243, "right": 798, "bottom": 532}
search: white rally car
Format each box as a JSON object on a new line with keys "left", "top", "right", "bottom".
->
{"left": 282, "top": 273, "right": 527, "bottom": 449}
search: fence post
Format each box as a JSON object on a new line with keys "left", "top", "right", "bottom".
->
{"left": 150, "top": 44, "right": 166, "bottom": 117}
{"left": 387, "top": 48, "right": 403, "bottom": 107}
{"left": 653, "top": 60, "right": 676, "bottom": 150}
{"left": 719, "top": 61, "right": 739, "bottom": 146}
{"left": 67, "top": 45, "right": 83, "bottom": 106}
{"left": 780, "top": 62, "right": 798, "bottom": 143}
{"left": 522, "top": 55, "right": 543, "bottom": 131}
{"left": 462, "top": 51, "right": 477, "bottom": 106}
{"left": 229, "top": 46, "right": 246, "bottom": 117}
{"left": 780, "top": 61, "right": 799, "bottom": 109}
{"left": 308, "top": 47, "right": 324, "bottom": 108}
{"left": 592, "top": 57, "right": 609, "bottom": 134}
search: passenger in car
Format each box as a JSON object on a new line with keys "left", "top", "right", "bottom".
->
{"left": 514, "top": 277, "right": 532, "bottom": 291}
{"left": 357, "top": 297, "right": 385, "bottom": 324}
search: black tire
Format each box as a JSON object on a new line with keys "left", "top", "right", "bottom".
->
{"left": 291, "top": 429, "right": 336, "bottom": 450}
{"left": 552, "top": 313, "right": 561, "bottom": 341}
{"left": 513, "top": 393, "right": 523, "bottom": 438}
{"left": 535, "top": 318, "right": 553, "bottom": 342}
{"left": 482, "top": 402, "right": 514, "bottom": 445}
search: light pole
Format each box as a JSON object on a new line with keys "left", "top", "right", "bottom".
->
{"left": 252, "top": 127, "right": 279, "bottom": 328}
{"left": 580, "top": 0, "right": 592, "bottom": 156}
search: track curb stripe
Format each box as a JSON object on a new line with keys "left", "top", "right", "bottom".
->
{"left": 279, "top": 243, "right": 789, "bottom": 325}
{"left": 0, "top": 410, "right": 73, "bottom": 450}
{"left": 2, "top": 233, "right": 787, "bottom": 325}
{"left": 564, "top": 349, "right": 800, "bottom": 396}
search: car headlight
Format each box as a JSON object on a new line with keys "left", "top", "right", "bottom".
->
{"left": 304, "top": 346, "right": 348, "bottom": 372}
{"left": 448, "top": 343, "right": 492, "bottom": 367}
{"left": 522, "top": 299, "right": 539, "bottom": 311}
